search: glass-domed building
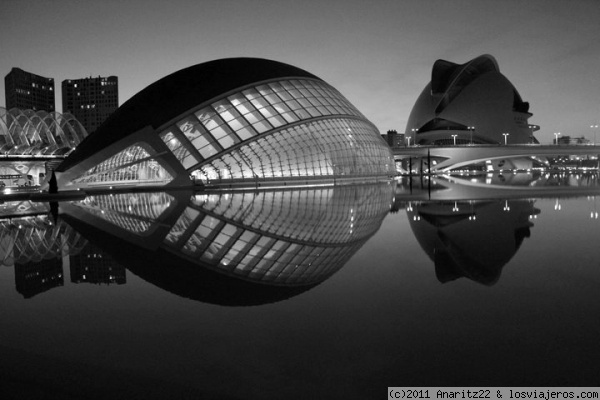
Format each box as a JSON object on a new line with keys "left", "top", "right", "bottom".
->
{"left": 405, "top": 54, "right": 539, "bottom": 146}
{"left": 54, "top": 58, "right": 393, "bottom": 190}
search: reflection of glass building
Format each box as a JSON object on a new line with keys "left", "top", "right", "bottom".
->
{"left": 406, "top": 54, "right": 539, "bottom": 146}
{"left": 70, "top": 243, "right": 126, "bottom": 285}
{"left": 54, "top": 58, "right": 393, "bottom": 190}
{"left": 0, "top": 107, "right": 87, "bottom": 156}
{"left": 60, "top": 183, "right": 394, "bottom": 290}
{"left": 407, "top": 200, "right": 539, "bottom": 285}
{"left": 14, "top": 257, "right": 63, "bottom": 299}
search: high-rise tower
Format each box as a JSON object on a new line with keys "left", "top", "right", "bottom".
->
{"left": 62, "top": 76, "right": 118, "bottom": 133}
{"left": 4, "top": 67, "right": 55, "bottom": 112}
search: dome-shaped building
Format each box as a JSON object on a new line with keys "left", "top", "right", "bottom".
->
{"left": 54, "top": 58, "right": 393, "bottom": 190}
{"left": 405, "top": 54, "right": 539, "bottom": 146}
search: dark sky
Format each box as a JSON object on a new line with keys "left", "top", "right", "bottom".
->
{"left": 1, "top": 0, "right": 598, "bottom": 143}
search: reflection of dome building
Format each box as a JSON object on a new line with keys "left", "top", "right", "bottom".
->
{"left": 55, "top": 58, "right": 393, "bottom": 190}
{"left": 62, "top": 183, "right": 394, "bottom": 287}
{"left": 407, "top": 200, "right": 539, "bottom": 285}
{"left": 405, "top": 54, "right": 538, "bottom": 146}
{"left": 60, "top": 183, "right": 394, "bottom": 304}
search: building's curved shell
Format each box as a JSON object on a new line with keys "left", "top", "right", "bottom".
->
{"left": 0, "top": 107, "right": 87, "bottom": 156}
{"left": 55, "top": 58, "right": 393, "bottom": 190}
{"left": 406, "top": 54, "right": 538, "bottom": 146}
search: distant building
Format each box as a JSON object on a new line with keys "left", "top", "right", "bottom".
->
{"left": 62, "top": 76, "right": 118, "bottom": 134}
{"left": 556, "top": 136, "right": 589, "bottom": 145}
{"left": 382, "top": 130, "right": 405, "bottom": 149}
{"left": 4, "top": 68, "right": 55, "bottom": 112}
{"left": 406, "top": 54, "right": 539, "bottom": 146}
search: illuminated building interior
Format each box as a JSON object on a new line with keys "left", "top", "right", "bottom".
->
{"left": 54, "top": 58, "right": 393, "bottom": 190}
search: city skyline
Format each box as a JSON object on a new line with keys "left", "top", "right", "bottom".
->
{"left": 1, "top": 0, "right": 599, "bottom": 144}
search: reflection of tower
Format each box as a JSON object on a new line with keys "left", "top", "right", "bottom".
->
{"left": 14, "top": 258, "right": 63, "bottom": 298}
{"left": 70, "top": 243, "right": 125, "bottom": 285}
{"left": 407, "top": 200, "right": 539, "bottom": 285}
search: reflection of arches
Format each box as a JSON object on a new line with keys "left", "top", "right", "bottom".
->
{"left": 0, "top": 218, "right": 87, "bottom": 266}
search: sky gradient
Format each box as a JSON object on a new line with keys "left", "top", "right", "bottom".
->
{"left": 1, "top": 0, "right": 598, "bottom": 144}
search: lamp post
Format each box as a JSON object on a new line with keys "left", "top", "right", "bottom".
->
{"left": 554, "top": 132, "right": 561, "bottom": 145}
{"left": 451, "top": 134, "right": 458, "bottom": 146}
{"left": 408, "top": 128, "right": 418, "bottom": 147}
{"left": 529, "top": 125, "right": 536, "bottom": 143}
{"left": 502, "top": 132, "right": 509, "bottom": 145}
{"left": 406, "top": 136, "right": 411, "bottom": 147}
{"left": 591, "top": 124, "right": 599, "bottom": 145}
{"left": 468, "top": 126, "right": 474, "bottom": 145}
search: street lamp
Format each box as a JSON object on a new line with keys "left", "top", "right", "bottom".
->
{"left": 554, "top": 132, "right": 561, "bottom": 145}
{"left": 406, "top": 136, "right": 411, "bottom": 147}
{"left": 591, "top": 124, "right": 599, "bottom": 145}
{"left": 468, "top": 126, "right": 475, "bottom": 145}
{"left": 502, "top": 132, "right": 509, "bottom": 145}
{"left": 451, "top": 134, "right": 458, "bottom": 145}
{"left": 529, "top": 125, "right": 536, "bottom": 143}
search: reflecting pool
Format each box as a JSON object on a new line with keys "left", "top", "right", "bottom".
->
{"left": 1, "top": 175, "right": 600, "bottom": 399}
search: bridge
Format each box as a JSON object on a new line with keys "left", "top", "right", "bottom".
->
{"left": 392, "top": 144, "right": 600, "bottom": 172}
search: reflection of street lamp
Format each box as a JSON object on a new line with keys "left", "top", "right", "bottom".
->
{"left": 554, "top": 132, "right": 561, "bottom": 145}
{"left": 502, "top": 132, "right": 509, "bottom": 145}
{"left": 591, "top": 124, "right": 599, "bottom": 145}
{"left": 452, "top": 201, "right": 459, "bottom": 212}
{"left": 554, "top": 199, "right": 561, "bottom": 211}
{"left": 451, "top": 134, "right": 458, "bottom": 145}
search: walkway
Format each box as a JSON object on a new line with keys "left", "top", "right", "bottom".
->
{"left": 393, "top": 144, "right": 600, "bottom": 172}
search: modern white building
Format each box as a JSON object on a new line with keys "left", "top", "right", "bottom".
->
{"left": 405, "top": 54, "right": 539, "bottom": 146}
{"left": 54, "top": 58, "right": 394, "bottom": 191}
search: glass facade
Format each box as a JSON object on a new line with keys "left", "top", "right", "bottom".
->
{"left": 73, "top": 144, "right": 173, "bottom": 186}
{"left": 63, "top": 77, "right": 393, "bottom": 189}
{"left": 64, "top": 183, "right": 395, "bottom": 285}
{"left": 0, "top": 107, "right": 87, "bottom": 156}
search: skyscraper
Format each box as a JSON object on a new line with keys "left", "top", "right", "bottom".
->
{"left": 62, "top": 76, "right": 118, "bottom": 134}
{"left": 4, "top": 67, "right": 55, "bottom": 112}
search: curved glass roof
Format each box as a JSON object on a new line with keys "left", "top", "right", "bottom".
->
{"left": 57, "top": 59, "right": 393, "bottom": 190}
